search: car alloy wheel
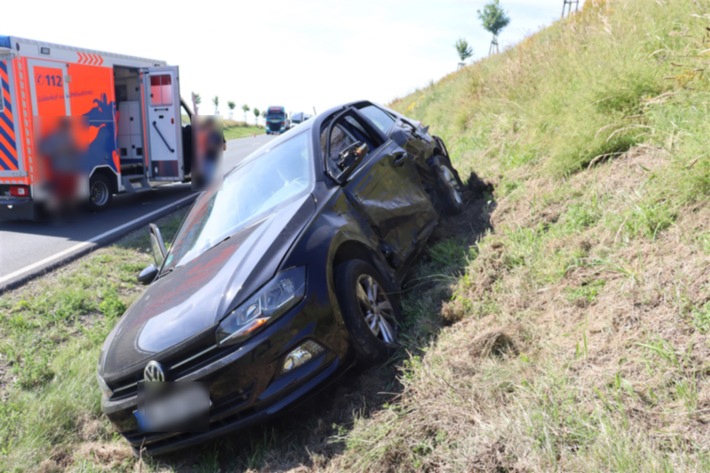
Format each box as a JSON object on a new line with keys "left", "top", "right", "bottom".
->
{"left": 335, "top": 259, "right": 401, "bottom": 364}
{"left": 355, "top": 274, "right": 397, "bottom": 345}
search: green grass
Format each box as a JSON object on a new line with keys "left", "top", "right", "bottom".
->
{"left": 691, "top": 302, "right": 710, "bottom": 334}
{"left": 180, "top": 115, "right": 264, "bottom": 140}
{"left": 564, "top": 279, "right": 606, "bottom": 307}
{"left": 329, "top": 0, "right": 710, "bottom": 471}
{"left": 223, "top": 124, "right": 264, "bottom": 140}
{"left": 0, "top": 210, "right": 186, "bottom": 472}
{"left": 395, "top": 0, "right": 709, "bottom": 190}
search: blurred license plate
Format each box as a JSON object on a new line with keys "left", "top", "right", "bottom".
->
{"left": 134, "top": 382, "right": 210, "bottom": 432}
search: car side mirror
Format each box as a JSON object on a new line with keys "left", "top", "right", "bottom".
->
{"left": 137, "top": 263, "right": 158, "bottom": 285}
{"left": 336, "top": 141, "right": 369, "bottom": 180}
{"left": 149, "top": 223, "right": 167, "bottom": 268}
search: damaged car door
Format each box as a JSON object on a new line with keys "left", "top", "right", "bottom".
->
{"left": 323, "top": 110, "right": 438, "bottom": 267}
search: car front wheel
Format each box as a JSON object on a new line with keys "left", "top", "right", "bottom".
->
{"left": 335, "top": 260, "right": 401, "bottom": 365}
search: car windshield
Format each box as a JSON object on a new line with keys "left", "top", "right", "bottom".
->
{"left": 162, "top": 131, "right": 312, "bottom": 271}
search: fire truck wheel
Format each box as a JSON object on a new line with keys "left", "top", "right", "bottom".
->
{"left": 89, "top": 174, "right": 113, "bottom": 211}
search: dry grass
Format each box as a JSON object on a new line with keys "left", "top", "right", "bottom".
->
{"left": 326, "top": 144, "right": 709, "bottom": 472}
{"left": 318, "top": 1, "right": 710, "bottom": 470}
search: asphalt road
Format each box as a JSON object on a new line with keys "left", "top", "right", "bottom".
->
{"left": 0, "top": 133, "right": 275, "bottom": 291}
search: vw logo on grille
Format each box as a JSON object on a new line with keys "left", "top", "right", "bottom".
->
{"left": 144, "top": 360, "right": 166, "bottom": 383}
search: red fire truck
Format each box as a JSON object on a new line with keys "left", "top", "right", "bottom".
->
{"left": 0, "top": 36, "right": 194, "bottom": 220}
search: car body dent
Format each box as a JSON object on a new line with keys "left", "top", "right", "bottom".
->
{"left": 98, "top": 100, "right": 459, "bottom": 454}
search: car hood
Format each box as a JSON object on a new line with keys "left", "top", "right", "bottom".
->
{"left": 99, "top": 194, "right": 316, "bottom": 381}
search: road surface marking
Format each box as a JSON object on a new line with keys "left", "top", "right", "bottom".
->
{"left": 0, "top": 193, "right": 196, "bottom": 288}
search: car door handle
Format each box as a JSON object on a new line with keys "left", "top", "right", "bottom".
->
{"left": 392, "top": 151, "right": 408, "bottom": 167}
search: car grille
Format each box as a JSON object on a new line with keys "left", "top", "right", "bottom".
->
{"left": 267, "top": 122, "right": 281, "bottom": 131}
{"left": 108, "top": 343, "right": 226, "bottom": 401}
{"left": 110, "top": 375, "right": 142, "bottom": 400}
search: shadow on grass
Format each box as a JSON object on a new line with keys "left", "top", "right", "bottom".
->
{"left": 144, "top": 173, "right": 495, "bottom": 472}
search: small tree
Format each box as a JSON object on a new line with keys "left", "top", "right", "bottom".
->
{"left": 212, "top": 95, "right": 219, "bottom": 115}
{"left": 455, "top": 38, "right": 473, "bottom": 68}
{"left": 253, "top": 107, "right": 260, "bottom": 125}
{"left": 478, "top": 0, "right": 510, "bottom": 55}
{"left": 242, "top": 104, "right": 250, "bottom": 123}
{"left": 191, "top": 92, "right": 201, "bottom": 115}
{"left": 227, "top": 101, "right": 236, "bottom": 119}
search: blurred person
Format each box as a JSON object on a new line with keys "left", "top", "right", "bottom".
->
{"left": 192, "top": 116, "right": 225, "bottom": 191}
{"left": 37, "top": 117, "right": 81, "bottom": 219}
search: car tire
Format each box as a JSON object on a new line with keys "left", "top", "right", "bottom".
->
{"left": 432, "top": 155, "right": 464, "bottom": 215}
{"left": 89, "top": 173, "right": 113, "bottom": 211}
{"left": 335, "top": 260, "right": 401, "bottom": 365}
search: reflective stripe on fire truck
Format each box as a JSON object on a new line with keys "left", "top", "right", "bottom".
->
{"left": 0, "top": 61, "right": 18, "bottom": 171}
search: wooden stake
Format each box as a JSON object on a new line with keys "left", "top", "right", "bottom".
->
{"left": 489, "top": 36, "right": 499, "bottom": 56}
{"left": 561, "top": 0, "right": 580, "bottom": 19}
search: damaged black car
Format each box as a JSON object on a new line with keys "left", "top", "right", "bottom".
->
{"left": 97, "top": 100, "right": 464, "bottom": 455}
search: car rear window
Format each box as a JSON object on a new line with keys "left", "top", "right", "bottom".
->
{"left": 359, "top": 105, "right": 396, "bottom": 134}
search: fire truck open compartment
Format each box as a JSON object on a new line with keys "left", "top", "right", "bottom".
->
{"left": 0, "top": 36, "right": 196, "bottom": 219}
{"left": 113, "top": 66, "right": 144, "bottom": 176}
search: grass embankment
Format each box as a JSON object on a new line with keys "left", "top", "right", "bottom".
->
{"left": 0, "top": 0, "right": 708, "bottom": 471}
{"left": 329, "top": 0, "right": 710, "bottom": 471}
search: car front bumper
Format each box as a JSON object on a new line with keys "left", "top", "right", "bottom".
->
{"left": 101, "top": 285, "right": 350, "bottom": 455}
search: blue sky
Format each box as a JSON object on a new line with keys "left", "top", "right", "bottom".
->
{"left": 2, "top": 0, "right": 583, "bottom": 119}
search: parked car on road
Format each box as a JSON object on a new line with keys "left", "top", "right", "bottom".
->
{"left": 97, "top": 100, "right": 464, "bottom": 455}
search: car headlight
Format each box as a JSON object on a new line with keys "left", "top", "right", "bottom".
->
{"left": 216, "top": 267, "right": 306, "bottom": 346}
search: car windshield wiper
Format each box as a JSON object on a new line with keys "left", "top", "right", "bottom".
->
{"left": 195, "top": 234, "right": 233, "bottom": 257}
{"left": 212, "top": 235, "right": 231, "bottom": 248}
